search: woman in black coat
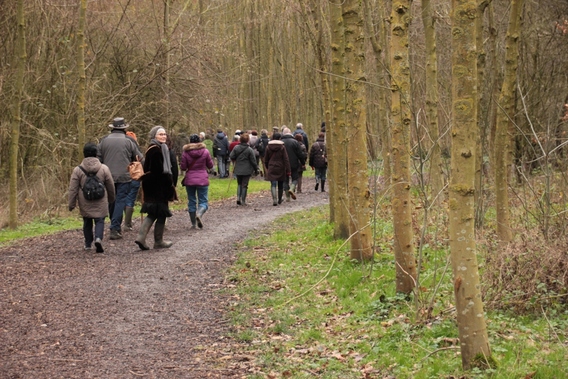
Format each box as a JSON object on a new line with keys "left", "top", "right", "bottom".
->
{"left": 230, "top": 133, "right": 259, "bottom": 206}
{"left": 135, "top": 126, "right": 176, "bottom": 250}
{"left": 264, "top": 132, "right": 291, "bottom": 206}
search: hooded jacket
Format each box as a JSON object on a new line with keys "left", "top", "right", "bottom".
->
{"left": 264, "top": 140, "right": 291, "bottom": 182}
{"left": 180, "top": 142, "right": 214, "bottom": 186}
{"left": 68, "top": 157, "right": 116, "bottom": 218}
{"left": 213, "top": 132, "right": 229, "bottom": 157}
{"left": 230, "top": 143, "right": 258, "bottom": 176}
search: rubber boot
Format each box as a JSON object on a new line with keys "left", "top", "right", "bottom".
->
{"left": 315, "top": 180, "right": 319, "bottom": 191}
{"left": 153, "top": 222, "right": 173, "bottom": 249}
{"left": 241, "top": 187, "right": 248, "bottom": 206}
{"left": 271, "top": 187, "right": 278, "bottom": 206}
{"left": 297, "top": 176, "right": 302, "bottom": 193}
{"left": 196, "top": 207, "right": 206, "bottom": 229}
{"left": 321, "top": 179, "right": 326, "bottom": 192}
{"left": 236, "top": 185, "right": 242, "bottom": 205}
{"left": 278, "top": 187, "right": 284, "bottom": 204}
{"left": 288, "top": 182, "right": 297, "bottom": 200}
{"left": 189, "top": 211, "right": 197, "bottom": 229}
{"left": 124, "top": 206, "right": 134, "bottom": 231}
{"left": 135, "top": 217, "right": 154, "bottom": 250}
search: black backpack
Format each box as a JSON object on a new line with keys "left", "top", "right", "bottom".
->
{"left": 78, "top": 166, "right": 105, "bottom": 200}
{"left": 256, "top": 137, "right": 267, "bottom": 157}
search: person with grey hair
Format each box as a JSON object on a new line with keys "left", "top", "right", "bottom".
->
{"left": 135, "top": 126, "right": 176, "bottom": 250}
{"left": 97, "top": 117, "right": 143, "bottom": 240}
{"left": 293, "top": 122, "right": 309, "bottom": 149}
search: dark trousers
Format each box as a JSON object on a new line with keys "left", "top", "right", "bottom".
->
{"left": 83, "top": 217, "right": 105, "bottom": 247}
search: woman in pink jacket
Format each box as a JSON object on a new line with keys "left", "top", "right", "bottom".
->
{"left": 180, "top": 134, "right": 214, "bottom": 229}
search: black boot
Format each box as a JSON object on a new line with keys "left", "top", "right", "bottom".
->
{"left": 241, "top": 187, "right": 248, "bottom": 206}
{"left": 236, "top": 185, "right": 242, "bottom": 205}
{"left": 321, "top": 180, "right": 326, "bottom": 192}
{"left": 189, "top": 211, "right": 197, "bottom": 229}
{"left": 315, "top": 181, "right": 319, "bottom": 191}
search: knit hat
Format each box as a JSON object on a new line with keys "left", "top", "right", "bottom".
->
{"left": 83, "top": 142, "right": 98, "bottom": 158}
{"left": 149, "top": 125, "right": 166, "bottom": 139}
{"left": 190, "top": 134, "right": 200, "bottom": 143}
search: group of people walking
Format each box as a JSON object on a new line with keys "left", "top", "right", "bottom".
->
{"left": 68, "top": 118, "right": 326, "bottom": 254}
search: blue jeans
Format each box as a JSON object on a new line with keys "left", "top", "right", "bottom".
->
{"left": 125, "top": 180, "right": 140, "bottom": 207}
{"left": 185, "top": 185, "right": 209, "bottom": 213}
{"left": 109, "top": 182, "right": 130, "bottom": 232}
{"left": 83, "top": 217, "right": 105, "bottom": 247}
{"left": 315, "top": 167, "right": 327, "bottom": 182}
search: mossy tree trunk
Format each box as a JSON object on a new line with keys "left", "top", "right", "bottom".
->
{"left": 9, "top": 0, "right": 26, "bottom": 229}
{"left": 450, "top": 0, "right": 492, "bottom": 369}
{"left": 494, "top": 0, "right": 524, "bottom": 244}
{"left": 390, "top": 0, "right": 416, "bottom": 294}
{"left": 422, "top": 0, "right": 444, "bottom": 206}
{"left": 76, "top": 0, "right": 87, "bottom": 159}
{"left": 342, "top": 0, "right": 373, "bottom": 261}
{"left": 330, "top": 0, "right": 350, "bottom": 239}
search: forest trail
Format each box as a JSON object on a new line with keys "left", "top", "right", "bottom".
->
{"left": 0, "top": 177, "right": 328, "bottom": 378}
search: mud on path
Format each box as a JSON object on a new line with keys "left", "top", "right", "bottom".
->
{"left": 0, "top": 177, "right": 328, "bottom": 379}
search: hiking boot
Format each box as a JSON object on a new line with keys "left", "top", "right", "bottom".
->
{"left": 109, "top": 230, "right": 123, "bottom": 240}
{"left": 94, "top": 238, "right": 104, "bottom": 253}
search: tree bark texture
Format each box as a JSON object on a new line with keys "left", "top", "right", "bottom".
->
{"left": 450, "top": 0, "right": 492, "bottom": 369}
{"left": 390, "top": 0, "right": 417, "bottom": 294}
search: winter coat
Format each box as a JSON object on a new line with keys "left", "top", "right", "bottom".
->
{"left": 213, "top": 132, "right": 229, "bottom": 157}
{"left": 257, "top": 134, "right": 269, "bottom": 158}
{"left": 298, "top": 143, "right": 307, "bottom": 172}
{"left": 281, "top": 134, "right": 306, "bottom": 171}
{"left": 309, "top": 138, "right": 327, "bottom": 169}
{"left": 98, "top": 130, "right": 143, "bottom": 183}
{"left": 293, "top": 128, "right": 309, "bottom": 149}
{"left": 68, "top": 157, "right": 116, "bottom": 218}
{"left": 180, "top": 142, "right": 214, "bottom": 187}
{"left": 141, "top": 143, "right": 175, "bottom": 204}
{"left": 230, "top": 143, "right": 258, "bottom": 176}
{"left": 264, "top": 140, "right": 291, "bottom": 182}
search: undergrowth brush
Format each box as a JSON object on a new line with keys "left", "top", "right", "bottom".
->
{"left": 227, "top": 207, "right": 568, "bottom": 378}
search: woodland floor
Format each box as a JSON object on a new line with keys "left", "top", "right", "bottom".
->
{"left": 0, "top": 176, "right": 328, "bottom": 379}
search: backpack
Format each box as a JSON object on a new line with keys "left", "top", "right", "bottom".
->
{"left": 256, "top": 137, "right": 267, "bottom": 157}
{"left": 78, "top": 166, "right": 105, "bottom": 200}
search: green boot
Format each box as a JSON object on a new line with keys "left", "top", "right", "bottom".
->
{"left": 196, "top": 207, "right": 206, "bottom": 229}
{"left": 241, "top": 187, "right": 248, "bottom": 206}
{"left": 135, "top": 217, "right": 154, "bottom": 250}
{"left": 124, "top": 206, "right": 134, "bottom": 231}
{"left": 271, "top": 187, "right": 278, "bottom": 206}
{"left": 236, "top": 185, "right": 242, "bottom": 205}
{"left": 154, "top": 222, "right": 173, "bottom": 249}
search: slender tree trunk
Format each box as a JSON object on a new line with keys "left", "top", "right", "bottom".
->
{"left": 76, "top": 0, "right": 87, "bottom": 158}
{"left": 330, "top": 0, "right": 350, "bottom": 238}
{"left": 9, "top": 0, "right": 26, "bottom": 229}
{"left": 342, "top": 0, "right": 373, "bottom": 261}
{"left": 495, "top": 0, "right": 524, "bottom": 244}
{"left": 422, "top": 0, "right": 443, "bottom": 205}
{"left": 390, "top": 0, "right": 416, "bottom": 294}
{"left": 450, "top": 0, "right": 492, "bottom": 369}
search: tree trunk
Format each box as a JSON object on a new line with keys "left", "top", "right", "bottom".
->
{"left": 495, "top": 0, "right": 524, "bottom": 244}
{"left": 9, "top": 0, "right": 26, "bottom": 229}
{"left": 450, "top": 0, "right": 492, "bottom": 369}
{"left": 342, "top": 0, "right": 373, "bottom": 262}
{"left": 390, "top": 0, "right": 416, "bottom": 294}
{"left": 76, "top": 0, "right": 87, "bottom": 159}
{"left": 330, "top": 0, "right": 350, "bottom": 238}
{"left": 422, "top": 0, "right": 444, "bottom": 206}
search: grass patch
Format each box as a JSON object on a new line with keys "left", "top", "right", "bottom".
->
{"left": 227, "top": 207, "right": 568, "bottom": 378}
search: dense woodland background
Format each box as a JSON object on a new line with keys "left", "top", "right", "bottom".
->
{"left": 2, "top": 0, "right": 568, "bottom": 367}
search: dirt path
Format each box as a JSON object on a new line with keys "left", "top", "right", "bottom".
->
{"left": 0, "top": 177, "right": 328, "bottom": 378}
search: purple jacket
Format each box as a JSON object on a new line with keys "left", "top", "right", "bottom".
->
{"left": 180, "top": 142, "right": 214, "bottom": 187}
